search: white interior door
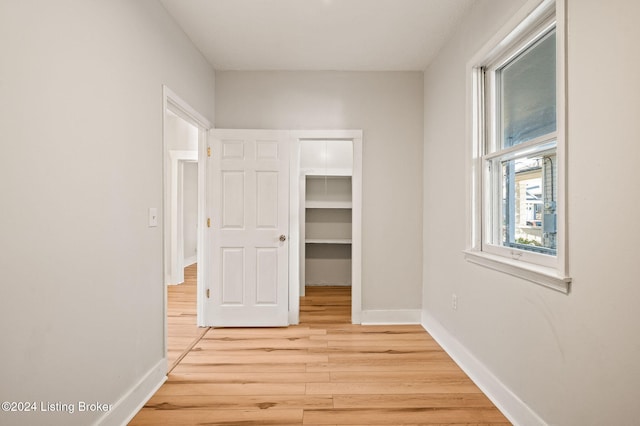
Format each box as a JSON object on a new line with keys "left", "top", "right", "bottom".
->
{"left": 204, "top": 129, "right": 290, "bottom": 326}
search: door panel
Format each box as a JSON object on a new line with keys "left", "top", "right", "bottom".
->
{"left": 256, "top": 140, "right": 279, "bottom": 159}
{"left": 256, "top": 171, "right": 279, "bottom": 228}
{"left": 205, "top": 130, "right": 290, "bottom": 327}
{"left": 222, "top": 171, "right": 245, "bottom": 228}
{"left": 221, "top": 139, "right": 244, "bottom": 159}
{"left": 221, "top": 248, "right": 244, "bottom": 304}
{"left": 256, "top": 247, "right": 278, "bottom": 304}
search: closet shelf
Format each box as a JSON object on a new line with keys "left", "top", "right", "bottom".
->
{"left": 305, "top": 238, "right": 352, "bottom": 244}
{"left": 305, "top": 201, "right": 352, "bottom": 209}
{"left": 303, "top": 169, "right": 352, "bottom": 177}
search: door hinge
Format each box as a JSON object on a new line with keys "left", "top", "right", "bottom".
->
{"left": 207, "top": 146, "right": 211, "bottom": 157}
{"left": 207, "top": 218, "right": 211, "bottom": 228}
{"left": 206, "top": 289, "right": 210, "bottom": 299}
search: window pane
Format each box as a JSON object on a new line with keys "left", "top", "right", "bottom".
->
{"left": 500, "top": 29, "right": 556, "bottom": 148}
{"left": 497, "top": 147, "right": 557, "bottom": 254}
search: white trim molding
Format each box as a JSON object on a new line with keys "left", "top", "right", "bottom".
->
{"left": 422, "top": 312, "right": 548, "bottom": 426}
{"left": 163, "top": 86, "right": 211, "bottom": 130}
{"left": 464, "top": 250, "right": 570, "bottom": 293}
{"left": 95, "top": 359, "right": 166, "bottom": 426}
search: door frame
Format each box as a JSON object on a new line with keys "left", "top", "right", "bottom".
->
{"left": 162, "top": 86, "right": 211, "bottom": 358}
{"left": 289, "top": 130, "right": 363, "bottom": 324}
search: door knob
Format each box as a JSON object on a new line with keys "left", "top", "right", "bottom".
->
{"left": 279, "top": 234, "right": 287, "bottom": 242}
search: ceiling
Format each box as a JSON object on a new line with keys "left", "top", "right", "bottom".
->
{"left": 160, "top": 0, "right": 475, "bottom": 71}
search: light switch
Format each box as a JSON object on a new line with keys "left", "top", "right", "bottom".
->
{"left": 148, "top": 208, "right": 158, "bottom": 227}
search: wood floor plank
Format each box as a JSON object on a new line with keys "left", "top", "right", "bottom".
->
{"left": 333, "top": 393, "right": 499, "bottom": 409}
{"left": 302, "top": 407, "right": 510, "bottom": 425}
{"left": 329, "top": 370, "right": 471, "bottom": 383}
{"left": 155, "top": 382, "right": 307, "bottom": 396}
{"left": 304, "top": 424, "right": 506, "bottom": 426}
{"left": 305, "top": 381, "right": 483, "bottom": 396}
{"left": 129, "top": 283, "right": 511, "bottom": 425}
{"left": 314, "top": 344, "right": 446, "bottom": 354}
{"left": 143, "top": 394, "right": 334, "bottom": 411}
{"left": 196, "top": 337, "right": 328, "bottom": 349}
{"left": 178, "top": 352, "right": 330, "bottom": 364}
{"left": 203, "top": 327, "right": 327, "bottom": 339}
{"left": 325, "top": 351, "right": 455, "bottom": 363}
{"left": 326, "top": 339, "right": 440, "bottom": 348}
{"left": 132, "top": 408, "right": 303, "bottom": 425}
{"left": 172, "top": 362, "right": 308, "bottom": 374}
{"left": 322, "top": 333, "right": 436, "bottom": 342}
{"left": 306, "top": 360, "right": 463, "bottom": 373}
{"left": 189, "top": 347, "right": 323, "bottom": 356}
{"left": 167, "top": 371, "right": 330, "bottom": 384}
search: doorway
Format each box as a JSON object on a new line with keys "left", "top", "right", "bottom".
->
{"left": 292, "top": 131, "right": 363, "bottom": 325}
{"left": 162, "top": 86, "right": 210, "bottom": 369}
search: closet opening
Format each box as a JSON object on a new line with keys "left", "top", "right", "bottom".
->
{"left": 299, "top": 139, "right": 354, "bottom": 324}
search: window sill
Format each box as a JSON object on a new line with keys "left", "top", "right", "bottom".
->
{"left": 463, "top": 250, "right": 571, "bottom": 294}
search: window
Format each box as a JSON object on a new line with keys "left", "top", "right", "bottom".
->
{"left": 465, "top": 0, "right": 571, "bottom": 292}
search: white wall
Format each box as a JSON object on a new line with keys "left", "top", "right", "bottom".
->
{"left": 215, "top": 71, "right": 424, "bottom": 313}
{"left": 422, "top": 0, "right": 640, "bottom": 424}
{"left": 183, "top": 162, "right": 198, "bottom": 265}
{"left": 0, "top": 1, "right": 214, "bottom": 425}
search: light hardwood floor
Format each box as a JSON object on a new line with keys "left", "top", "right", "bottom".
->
{"left": 131, "top": 283, "right": 510, "bottom": 425}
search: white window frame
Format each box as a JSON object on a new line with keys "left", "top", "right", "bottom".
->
{"left": 464, "top": 0, "right": 571, "bottom": 293}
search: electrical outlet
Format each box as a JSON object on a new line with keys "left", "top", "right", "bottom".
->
{"left": 452, "top": 294, "right": 458, "bottom": 311}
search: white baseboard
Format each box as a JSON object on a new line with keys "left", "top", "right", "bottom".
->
{"left": 184, "top": 255, "right": 197, "bottom": 267}
{"left": 95, "top": 358, "right": 167, "bottom": 426}
{"left": 361, "top": 309, "right": 422, "bottom": 325}
{"left": 421, "top": 312, "right": 547, "bottom": 426}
